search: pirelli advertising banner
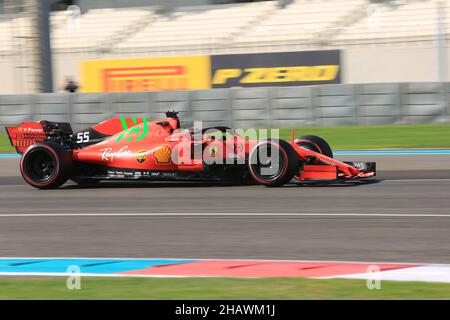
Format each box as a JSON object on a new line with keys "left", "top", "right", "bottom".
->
{"left": 80, "top": 56, "right": 211, "bottom": 92}
{"left": 80, "top": 50, "right": 341, "bottom": 92}
{"left": 211, "top": 50, "right": 341, "bottom": 88}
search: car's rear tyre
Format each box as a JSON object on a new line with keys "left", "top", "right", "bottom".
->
{"left": 20, "top": 142, "right": 72, "bottom": 189}
{"left": 295, "top": 135, "right": 333, "bottom": 158}
{"left": 248, "top": 139, "right": 299, "bottom": 187}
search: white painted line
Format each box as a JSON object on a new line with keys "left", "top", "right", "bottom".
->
{"left": 324, "top": 266, "right": 450, "bottom": 283}
{"left": 0, "top": 212, "right": 448, "bottom": 218}
{"left": 383, "top": 179, "right": 450, "bottom": 182}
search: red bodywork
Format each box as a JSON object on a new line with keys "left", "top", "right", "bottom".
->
{"left": 6, "top": 115, "right": 375, "bottom": 182}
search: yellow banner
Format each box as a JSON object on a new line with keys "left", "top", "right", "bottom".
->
{"left": 80, "top": 56, "right": 211, "bottom": 92}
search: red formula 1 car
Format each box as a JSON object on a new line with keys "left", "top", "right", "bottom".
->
{"left": 5, "top": 111, "right": 375, "bottom": 189}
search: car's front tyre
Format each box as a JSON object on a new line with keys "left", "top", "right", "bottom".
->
{"left": 248, "top": 139, "right": 299, "bottom": 187}
{"left": 295, "top": 135, "right": 333, "bottom": 158}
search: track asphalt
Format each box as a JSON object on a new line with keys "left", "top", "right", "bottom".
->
{"left": 0, "top": 155, "right": 449, "bottom": 264}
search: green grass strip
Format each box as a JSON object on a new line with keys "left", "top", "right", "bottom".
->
{"left": 0, "top": 277, "right": 449, "bottom": 299}
{"left": 0, "top": 133, "right": 14, "bottom": 153}
{"left": 274, "top": 124, "right": 450, "bottom": 149}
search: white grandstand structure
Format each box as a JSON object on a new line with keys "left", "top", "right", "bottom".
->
{"left": 0, "top": 0, "right": 448, "bottom": 94}
{"left": 0, "top": 0, "right": 447, "bottom": 56}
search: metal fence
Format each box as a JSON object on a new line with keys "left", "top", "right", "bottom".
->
{"left": 0, "top": 82, "right": 449, "bottom": 132}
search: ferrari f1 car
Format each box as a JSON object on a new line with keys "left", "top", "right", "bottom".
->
{"left": 5, "top": 111, "right": 375, "bottom": 189}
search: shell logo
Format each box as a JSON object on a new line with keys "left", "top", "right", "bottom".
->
{"left": 153, "top": 145, "right": 172, "bottom": 164}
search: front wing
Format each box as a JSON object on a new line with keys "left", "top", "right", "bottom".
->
{"left": 297, "top": 162, "right": 376, "bottom": 181}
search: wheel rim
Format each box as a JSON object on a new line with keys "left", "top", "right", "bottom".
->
{"left": 24, "top": 149, "right": 57, "bottom": 184}
{"left": 250, "top": 143, "right": 286, "bottom": 182}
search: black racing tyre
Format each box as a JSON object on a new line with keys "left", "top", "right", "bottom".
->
{"left": 296, "top": 135, "right": 333, "bottom": 158}
{"left": 248, "top": 139, "right": 299, "bottom": 187}
{"left": 20, "top": 142, "right": 72, "bottom": 189}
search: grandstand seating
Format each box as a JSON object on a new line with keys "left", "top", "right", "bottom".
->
{"left": 0, "top": 0, "right": 446, "bottom": 55}
{"left": 52, "top": 8, "right": 154, "bottom": 51}
{"left": 114, "top": 1, "right": 277, "bottom": 52}
{"left": 0, "top": 16, "right": 30, "bottom": 53}
{"left": 334, "top": 0, "right": 443, "bottom": 44}
{"left": 232, "top": 0, "right": 367, "bottom": 47}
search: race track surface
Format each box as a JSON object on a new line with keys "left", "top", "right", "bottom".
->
{"left": 0, "top": 155, "right": 449, "bottom": 263}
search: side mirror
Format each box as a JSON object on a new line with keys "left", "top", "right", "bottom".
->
{"left": 205, "top": 135, "right": 216, "bottom": 142}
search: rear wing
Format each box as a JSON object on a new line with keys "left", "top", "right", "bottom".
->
{"left": 5, "top": 121, "right": 74, "bottom": 154}
{"left": 5, "top": 122, "right": 46, "bottom": 154}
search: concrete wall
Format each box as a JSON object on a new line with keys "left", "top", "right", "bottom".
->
{"left": 0, "top": 82, "right": 449, "bottom": 133}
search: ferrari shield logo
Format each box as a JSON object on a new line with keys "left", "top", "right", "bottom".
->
{"left": 136, "top": 150, "right": 147, "bottom": 163}
{"left": 153, "top": 145, "right": 172, "bottom": 164}
{"left": 209, "top": 146, "right": 218, "bottom": 158}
